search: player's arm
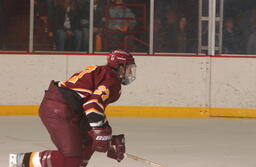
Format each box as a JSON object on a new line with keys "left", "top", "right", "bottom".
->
{"left": 84, "top": 84, "right": 126, "bottom": 161}
{"left": 84, "top": 84, "right": 113, "bottom": 152}
{"left": 83, "top": 84, "right": 110, "bottom": 128}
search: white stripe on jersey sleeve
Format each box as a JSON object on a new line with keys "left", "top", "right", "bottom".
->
{"left": 89, "top": 119, "right": 107, "bottom": 127}
{"left": 83, "top": 99, "right": 104, "bottom": 110}
{"left": 85, "top": 108, "right": 104, "bottom": 117}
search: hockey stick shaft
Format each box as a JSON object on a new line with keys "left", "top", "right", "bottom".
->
{"left": 125, "top": 153, "right": 167, "bottom": 167}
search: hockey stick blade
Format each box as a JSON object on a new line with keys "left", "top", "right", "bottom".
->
{"left": 125, "top": 153, "right": 167, "bottom": 167}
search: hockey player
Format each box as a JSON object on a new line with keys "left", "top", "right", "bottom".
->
{"left": 10, "top": 49, "right": 136, "bottom": 167}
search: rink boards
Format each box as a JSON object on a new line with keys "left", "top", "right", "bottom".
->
{"left": 1, "top": 53, "right": 256, "bottom": 118}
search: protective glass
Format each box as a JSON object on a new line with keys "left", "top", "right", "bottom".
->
{"left": 121, "top": 64, "right": 136, "bottom": 85}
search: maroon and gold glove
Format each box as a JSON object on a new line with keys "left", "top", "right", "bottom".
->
{"left": 107, "top": 134, "right": 125, "bottom": 162}
{"left": 88, "top": 127, "right": 112, "bottom": 152}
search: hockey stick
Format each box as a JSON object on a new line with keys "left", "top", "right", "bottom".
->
{"left": 125, "top": 153, "right": 167, "bottom": 167}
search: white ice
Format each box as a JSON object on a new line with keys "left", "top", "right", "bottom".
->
{"left": 1, "top": 117, "right": 256, "bottom": 167}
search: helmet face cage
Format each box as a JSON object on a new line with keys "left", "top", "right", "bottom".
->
{"left": 120, "top": 64, "right": 136, "bottom": 85}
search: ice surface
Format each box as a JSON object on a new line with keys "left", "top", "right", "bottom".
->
{"left": 1, "top": 116, "right": 256, "bottom": 167}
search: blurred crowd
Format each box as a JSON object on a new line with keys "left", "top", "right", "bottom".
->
{"left": 36, "top": 0, "right": 197, "bottom": 53}
{"left": 222, "top": 9, "right": 256, "bottom": 54}
{"left": 35, "top": 0, "right": 146, "bottom": 52}
{"left": 1, "top": 0, "right": 256, "bottom": 54}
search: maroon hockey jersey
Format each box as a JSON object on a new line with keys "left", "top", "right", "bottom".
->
{"left": 58, "top": 65, "right": 121, "bottom": 128}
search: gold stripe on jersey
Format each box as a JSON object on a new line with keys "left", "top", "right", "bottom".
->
{"left": 93, "top": 85, "right": 110, "bottom": 101}
{"left": 29, "top": 152, "right": 36, "bottom": 167}
{"left": 83, "top": 99, "right": 104, "bottom": 110}
{"left": 71, "top": 88, "right": 93, "bottom": 94}
{"left": 85, "top": 108, "right": 104, "bottom": 116}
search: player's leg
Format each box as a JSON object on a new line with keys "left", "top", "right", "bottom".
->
{"left": 56, "top": 29, "right": 67, "bottom": 51}
{"left": 10, "top": 81, "right": 94, "bottom": 167}
{"left": 38, "top": 85, "right": 86, "bottom": 166}
{"left": 24, "top": 80, "right": 88, "bottom": 167}
{"left": 10, "top": 151, "right": 84, "bottom": 167}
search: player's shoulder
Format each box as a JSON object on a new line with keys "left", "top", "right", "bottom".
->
{"left": 83, "top": 65, "right": 115, "bottom": 75}
{"left": 97, "top": 65, "right": 120, "bottom": 82}
{"left": 84, "top": 65, "right": 98, "bottom": 72}
{"left": 96, "top": 65, "right": 116, "bottom": 74}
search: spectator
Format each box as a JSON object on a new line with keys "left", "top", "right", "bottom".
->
{"left": 35, "top": 0, "right": 55, "bottom": 37}
{"left": 153, "top": 15, "right": 169, "bottom": 52}
{"left": 222, "top": 18, "right": 241, "bottom": 54}
{"left": 0, "top": 0, "right": 4, "bottom": 49}
{"left": 107, "top": 0, "right": 136, "bottom": 50}
{"left": 244, "top": 9, "right": 256, "bottom": 54}
{"left": 46, "top": 0, "right": 57, "bottom": 39}
{"left": 246, "top": 25, "right": 256, "bottom": 54}
{"left": 175, "top": 16, "right": 189, "bottom": 53}
{"left": 77, "top": 0, "right": 90, "bottom": 51}
{"left": 93, "top": 0, "right": 107, "bottom": 51}
{"left": 54, "top": 0, "right": 82, "bottom": 51}
{"left": 164, "top": 10, "right": 178, "bottom": 52}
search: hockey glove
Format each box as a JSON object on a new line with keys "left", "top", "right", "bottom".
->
{"left": 88, "top": 127, "right": 112, "bottom": 152}
{"left": 107, "top": 134, "right": 125, "bottom": 162}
